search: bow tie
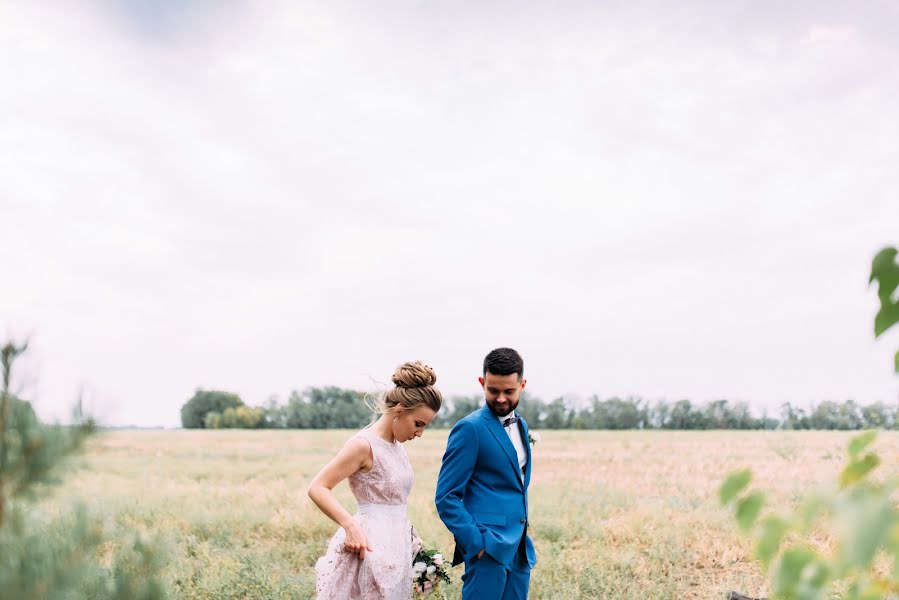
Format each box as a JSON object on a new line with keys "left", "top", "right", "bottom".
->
{"left": 502, "top": 416, "right": 519, "bottom": 427}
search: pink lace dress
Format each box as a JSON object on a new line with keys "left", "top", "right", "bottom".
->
{"left": 314, "top": 428, "right": 418, "bottom": 600}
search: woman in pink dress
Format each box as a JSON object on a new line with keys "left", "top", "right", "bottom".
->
{"left": 308, "top": 361, "right": 443, "bottom": 600}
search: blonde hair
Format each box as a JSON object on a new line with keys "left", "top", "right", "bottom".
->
{"left": 368, "top": 361, "right": 442, "bottom": 416}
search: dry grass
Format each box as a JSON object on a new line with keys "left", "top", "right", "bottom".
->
{"left": 47, "top": 429, "right": 899, "bottom": 599}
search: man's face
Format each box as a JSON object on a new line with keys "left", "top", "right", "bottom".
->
{"left": 479, "top": 371, "right": 526, "bottom": 417}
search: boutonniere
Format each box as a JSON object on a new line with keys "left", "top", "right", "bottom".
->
{"left": 527, "top": 430, "right": 541, "bottom": 448}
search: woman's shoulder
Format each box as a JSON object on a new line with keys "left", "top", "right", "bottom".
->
{"left": 343, "top": 431, "right": 379, "bottom": 456}
{"left": 345, "top": 433, "right": 372, "bottom": 450}
{"left": 343, "top": 434, "right": 375, "bottom": 472}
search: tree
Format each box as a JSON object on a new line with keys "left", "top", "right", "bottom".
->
{"left": 704, "top": 399, "right": 732, "bottom": 429}
{"left": 514, "top": 393, "right": 544, "bottom": 429}
{"left": 1, "top": 339, "right": 165, "bottom": 599}
{"left": 860, "top": 402, "right": 890, "bottom": 429}
{"left": 282, "top": 386, "right": 371, "bottom": 429}
{"left": 235, "top": 405, "right": 263, "bottom": 428}
{"left": 728, "top": 401, "right": 758, "bottom": 429}
{"left": 668, "top": 399, "right": 702, "bottom": 429}
{"left": 260, "top": 395, "right": 286, "bottom": 428}
{"left": 306, "top": 386, "right": 369, "bottom": 429}
{"left": 780, "top": 402, "right": 809, "bottom": 430}
{"left": 604, "top": 396, "right": 646, "bottom": 429}
{"left": 542, "top": 397, "right": 570, "bottom": 429}
{"left": 204, "top": 411, "right": 222, "bottom": 429}
{"left": 221, "top": 406, "right": 239, "bottom": 428}
{"left": 180, "top": 389, "right": 244, "bottom": 429}
{"left": 647, "top": 399, "right": 671, "bottom": 429}
{"left": 284, "top": 390, "right": 311, "bottom": 428}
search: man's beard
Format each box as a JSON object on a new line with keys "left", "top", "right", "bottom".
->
{"left": 487, "top": 398, "right": 517, "bottom": 417}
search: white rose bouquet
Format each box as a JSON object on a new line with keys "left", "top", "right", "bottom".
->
{"left": 411, "top": 547, "right": 451, "bottom": 598}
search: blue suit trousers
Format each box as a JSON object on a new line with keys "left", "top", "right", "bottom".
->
{"left": 461, "top": 544, "right": 530, "bottom": 600}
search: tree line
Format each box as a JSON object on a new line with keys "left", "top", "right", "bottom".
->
{"left": 180, "top": 387, "right": 899, "bottom": 431}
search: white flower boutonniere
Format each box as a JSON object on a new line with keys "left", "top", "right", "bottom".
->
{"left": 528, "top": 430, "right": 541, "bottom": 448}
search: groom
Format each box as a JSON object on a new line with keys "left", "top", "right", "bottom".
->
{"left": 436, "top": 347, "right": 536, "bottom": 600}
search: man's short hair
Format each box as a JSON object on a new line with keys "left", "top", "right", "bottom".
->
{"left": 483, "top": 347, "right": 524, "bottom": 379}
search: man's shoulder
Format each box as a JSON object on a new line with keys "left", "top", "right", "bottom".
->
{"left": 449, "top": 408, "right": 485, "bottom": 433}
{"left": 464, "top": 407, "right": 484, "bottom": 422}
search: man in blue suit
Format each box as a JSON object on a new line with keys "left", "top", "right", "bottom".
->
{"left": 436, "top": 348, "right": 536, "bottom": 599}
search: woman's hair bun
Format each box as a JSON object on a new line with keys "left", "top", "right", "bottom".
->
{"left": 391, "top": 361, "right": 437, "bottom": 388}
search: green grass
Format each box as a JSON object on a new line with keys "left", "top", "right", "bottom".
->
{"left": 39, "top": 429, "right": 899, "bottom": 599}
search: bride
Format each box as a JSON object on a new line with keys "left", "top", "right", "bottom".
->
{"left": 308, "top": 361, "right": 443, "bottom": 600}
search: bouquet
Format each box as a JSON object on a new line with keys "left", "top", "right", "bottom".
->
{"left": 411, "top": 547, "right": 451, "bottom": 598}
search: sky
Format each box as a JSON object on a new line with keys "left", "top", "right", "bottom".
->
{"left": 1, "top": 1, "right": 897, "bottom": 427}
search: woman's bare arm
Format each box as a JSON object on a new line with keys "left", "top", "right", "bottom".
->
{"left": 307, "top": 437, "right": 374, "bottom": 559}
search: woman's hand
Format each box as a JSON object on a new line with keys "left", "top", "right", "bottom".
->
{"left": 342, "top": 521, "right": 374, "bottom": 560}
{"left": 411, "top": 525, "right": 423, "bottom": 557}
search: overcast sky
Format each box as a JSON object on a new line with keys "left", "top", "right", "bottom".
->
{"left": 2, "top": 1, "right": 897, "bottom": 427}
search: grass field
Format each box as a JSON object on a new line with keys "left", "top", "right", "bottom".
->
{"left": 51, "top": 429, "right": 899, "bottom": 599}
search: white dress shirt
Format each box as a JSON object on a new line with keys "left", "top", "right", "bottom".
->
{"left": 496, "top": 411, "right": 527, "bottom": 481}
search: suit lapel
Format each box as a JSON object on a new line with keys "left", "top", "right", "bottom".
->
{"left": 520, "top": 417, "right": 532, "bottom": 489}
{"left": 481, "top": 406, "right": 522, "bottom": 485}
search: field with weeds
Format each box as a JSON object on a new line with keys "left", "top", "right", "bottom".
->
{"left": 48, "top": 429, "right": 899, "bottom": 599}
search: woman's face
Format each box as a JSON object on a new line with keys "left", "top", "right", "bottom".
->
{"left": 392, "top": 405, "right": 437, "bottom": 442}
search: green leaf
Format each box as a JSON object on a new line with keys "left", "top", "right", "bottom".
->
{"left": 773, "top": 546, "right": 816, "bottom": 597}
{"left": 870, "top": 247, "right": 899, "bottom": 337}
{"left": 735, "top": 491, "right": 765, "bottom": 532}
{"left": 794, "top": 559, "right": 830, "bottom": 600}
{"left": 836, "top": 490, "right": 893, "bottom": 570}
{"left": 874, "top": 304, "right": 899, "bottom": 337}
{"left": 869, "top": 247, "right": 899, "bottom": 295}
{"left": 720, "top": 469, "right": 752, "bottom": 505}
{"left": 858, "top": 579, "right": 892, "bottom": 600}
{"left": 892, "top": 523, "right": 899, "bottom": 582}
{"left": 839, "top": 453, "right": 880, "bottom": 489}
{"left": 848, "top": 430, "right": 877, "bottom": 460}
{"left": 798, "top": 492, "right": 830, "bottom": 532}
{"left": 755, "top": 516, "right": 789, "bottom": 569}
{"left": 804, "top": 560, "right": 829, "bottom": 589}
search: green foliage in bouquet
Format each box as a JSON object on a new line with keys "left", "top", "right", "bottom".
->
{"left": 0, "top": 340, "right": 167, "bottom": 600}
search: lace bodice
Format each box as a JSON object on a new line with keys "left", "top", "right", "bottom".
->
{"left": 348, "top": 428, "right": 413, "bottom": 506}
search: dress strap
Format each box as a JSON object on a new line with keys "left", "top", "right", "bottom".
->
{"left": 356, "top": 427, "right": 397, "bottom": 446}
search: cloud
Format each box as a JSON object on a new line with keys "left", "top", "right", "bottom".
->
{"left": 1, "top": 1, "right": 897, "bottom": 426}
{"left": 805, "top": 24, "right": 857, "bottom": 45}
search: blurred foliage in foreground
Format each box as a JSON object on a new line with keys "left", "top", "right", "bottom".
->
{"left": 0, "top": 340, "right": 166, "bottom": 600}
{"left": 719, "top": 246, "right": 899, "bottom": 600}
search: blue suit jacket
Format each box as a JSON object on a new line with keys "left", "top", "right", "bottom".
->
{"left": 435, "top": 405, "right": 537, "bottom": 569}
